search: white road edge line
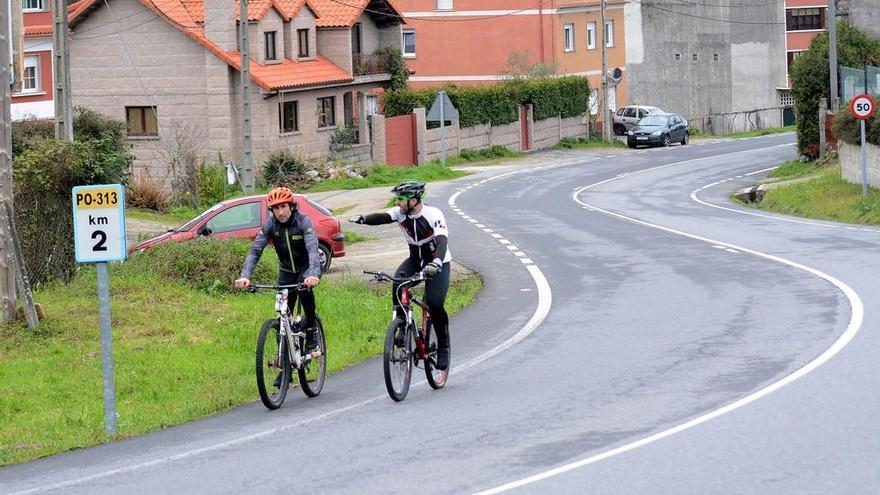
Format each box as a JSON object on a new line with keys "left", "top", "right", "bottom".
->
{"left": 5, "top": 170, "right": 555, "bottom": 495}
{"left": 691, "top": 166, "right": 880, "bottom": 233}
{"left": 473, "top": 148, "right": 864, "bottom": 495}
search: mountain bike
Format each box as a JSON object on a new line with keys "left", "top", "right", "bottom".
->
{"left": 364, "top": 270, "right": 448, "bottom": 402}
{"left": 250, "top": 283, "right": 326, "bottom": 410}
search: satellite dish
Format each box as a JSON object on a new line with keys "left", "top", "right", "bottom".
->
{"left": 607, "top": 67, "right": 623, "bottom": 85}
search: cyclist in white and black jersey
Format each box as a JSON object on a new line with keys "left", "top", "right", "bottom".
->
{"left": 351, "top": 179, "right": 452, "bottom": 370}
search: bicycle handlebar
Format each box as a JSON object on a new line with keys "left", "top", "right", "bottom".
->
{"left": 247, "top": 283, "right": 305, "bottom": 292}
{"left": 363, "top": 270, "right": 426, "bottom": 285}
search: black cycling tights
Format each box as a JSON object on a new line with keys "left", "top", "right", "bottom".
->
{"left": 392, "top": 258, "right": 450, "bottom": 350}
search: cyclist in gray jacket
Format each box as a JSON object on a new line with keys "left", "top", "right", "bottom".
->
{"left": 235, "top": 186, "right": 322, "bottom": 351}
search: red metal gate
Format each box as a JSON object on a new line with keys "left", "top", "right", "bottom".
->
{"left": 385, "top": 114, "right": 417, "bottom": 166}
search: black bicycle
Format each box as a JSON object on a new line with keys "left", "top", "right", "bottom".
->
{"left": 250, "top": 283, "right": 327, "bottom": 410}
{"left": 364, "top": 270, "right": 448, "bottom": 401}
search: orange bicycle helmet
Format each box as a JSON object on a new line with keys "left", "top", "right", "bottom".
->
{"left": 267, "top": 186, "right": 295, "bottom": 207}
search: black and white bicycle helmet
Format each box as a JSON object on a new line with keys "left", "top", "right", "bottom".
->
{"left": 390, "top": 179, "right": 426, "bottom": 200}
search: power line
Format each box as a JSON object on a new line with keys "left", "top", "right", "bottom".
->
{"left": 632, "top": 0, "right": 785, "bottom": 25}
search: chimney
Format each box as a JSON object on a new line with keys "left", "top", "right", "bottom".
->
{"left": 203, "top": 0, "right": 238, "bottom": 51}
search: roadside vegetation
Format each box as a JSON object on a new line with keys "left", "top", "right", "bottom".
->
{"left": 727, "top": 125, "right": 796, "bottom": 139}
{"left": 555, "top": 136, "right": 626, "bottom": 149}
{"left": 0, "top": 238, "right": 481, "bottom": 466}
{"left": 738, "top": 152, "right": 880, "bottom": 225}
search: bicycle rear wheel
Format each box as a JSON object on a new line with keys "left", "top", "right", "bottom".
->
{"left": 383, "top": 318, "right": 412, "bottom": 402}
{"left": 256, "top": 319, "right": 290, "bottom": 410}
{"left": 423, "top": 319, "right": 448, "bottom": 390}
{"left": 299, "top": 318, "right": 326, "bottom": 398}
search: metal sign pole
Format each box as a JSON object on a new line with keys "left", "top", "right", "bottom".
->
{"left": 96, "top": 262, "right": 117, "bottom": 435}
{"left": 439, "top": 90, "right": 446, "bottom": 168}
{"left": 860, "top": 119, "right": 868, "bottom": 198}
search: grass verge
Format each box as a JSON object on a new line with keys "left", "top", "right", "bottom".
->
{"left": 343, "top": 230, "right": 373, "bottom": 244}
{"left": 306, "top": 163, "right": 468, "bottom": 192}
{"left": 556, "top": 137, "right": 627, "bottom": 149}
{"left": 754, "top": 164, "right": 880, "bottom": 224}
{"left": 727, "top": 125, "right": 796, "bottom": 139}
{"left": 0, "top": 263, "right": 481, "bottom": 466}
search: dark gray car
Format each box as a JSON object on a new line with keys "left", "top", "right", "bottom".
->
{"left": 626, "top": 113, "right": 690, "bottom": 148}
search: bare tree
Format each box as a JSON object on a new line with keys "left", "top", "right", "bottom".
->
{"left": 159, "top": 122, "right": 205, "bottom": 207}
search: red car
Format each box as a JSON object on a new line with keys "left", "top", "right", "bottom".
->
{"left": 128, "top": 195, "right": 345, "bottom": 273}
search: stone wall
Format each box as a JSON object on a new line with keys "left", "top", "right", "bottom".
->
{"left": 840, "top": 141, "right": 880, "bottom": 188}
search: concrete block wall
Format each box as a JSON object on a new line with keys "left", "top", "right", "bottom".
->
{"left": 840, "top": 141, "right": 880, "bottom": 188}
{"left": 336, "top": 143, "right": 372, "bottom": 163}
{"left": 287, "top": 8, "right": 317, "bottom": 61}
{"left": 317, "top": 28, "right": 352, "bottom": 73}
{"left": 419, "top": 113, "right": 588, "bottom": 162}
{"left": 370, "top": 114, "right": 386, "bottom": 164}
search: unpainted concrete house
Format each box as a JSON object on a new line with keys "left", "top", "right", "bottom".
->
{"left": 67, "top": 0, "right": 404, "bottom": 187}
{"left": 624, "top": 0, "right": 788, "bottom": 133}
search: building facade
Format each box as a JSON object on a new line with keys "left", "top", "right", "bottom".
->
{"left": 67, "top": 0, "right": 403, "bottom": 185}
{"left": 12, "top": 0, "right": 55, "bottom": 120}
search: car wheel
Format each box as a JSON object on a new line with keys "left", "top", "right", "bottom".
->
{"left": 614, "top": 124, "right": 626, "bottom": 136}
{"left": 319, "top": 243, "right": 331, "bottom": 273}
{"left": 663, "top": 134, "right": 671, "bottom": 147}
{"left": 681, "top": 132, "right": 689, "bottom": 145}
{"left": 628, "top": 142, "right": 637, "bottom": 149}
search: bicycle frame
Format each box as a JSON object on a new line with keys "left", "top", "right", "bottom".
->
{"left": 396, "top": 284, "right": 430, "bottom": 364}
{"left": 254, "top": 284, "right": 321, "bottom": 370}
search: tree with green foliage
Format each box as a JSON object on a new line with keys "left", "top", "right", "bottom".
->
{"left": 790, "top": 21, "right": 880, "bottom": 158}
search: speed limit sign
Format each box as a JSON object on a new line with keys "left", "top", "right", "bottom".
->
{"left": 850, "top": 94, "right": 875, "bottom": 120}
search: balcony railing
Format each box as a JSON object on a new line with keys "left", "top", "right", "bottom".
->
{"left": 353, "top": 52, "right": 391, "bottom": 76}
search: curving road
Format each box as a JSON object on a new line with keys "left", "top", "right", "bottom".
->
{"left": 3, "top": 134, "right": 877, "bottom": 494}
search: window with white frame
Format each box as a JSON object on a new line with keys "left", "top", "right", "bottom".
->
{"left": 605, "top": 19, "right": 615, "bottom": 47}
{"left": 402, "top": 30, "right": 416, "bottom": 57}
{"left": 586, "top": 22, "right": 596, "bottom": 50}
{"left": 564, "top": 24, "right": 574, "bottom": 52}
{"left": 22, "top": 55, "right": 40, "bottom": 93}
{"left": 22, "top": 0, "right": 44, "bottom": 12}
{"left": 436, "top": 0, "right": 453, "bottom": 10}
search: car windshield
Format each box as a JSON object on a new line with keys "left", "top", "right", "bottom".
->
{"left": 638, "top": 115, "right": 667, "bottom": 126}
{"left": 176, "top": 202, "right": 226, "bottom": 232}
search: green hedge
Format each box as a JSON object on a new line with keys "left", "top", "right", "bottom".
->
{"left": 832, "top": 99, "right": 880, "bottom": 146}
{"left": 382, "top": 77, "right": 590, "bottom": 129}
{"left": 790, "top": 21, "right": 880, "bottom": 158}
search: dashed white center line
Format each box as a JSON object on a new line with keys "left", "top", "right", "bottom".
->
{"left": 491, "top": 234, "right": 503, "bottom": 239}
{"left": 499, "top": 239, "right": 511, "bottom": 244}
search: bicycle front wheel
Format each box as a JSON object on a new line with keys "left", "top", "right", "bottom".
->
{"left": 256, "top": 319, "right": 290, "bottom": 410}
{"left": 383, "top": 318, "right": 412, "bottom": 402}
{"left": 299, "top": 318, "right": 326, "bottom": 398}
{"left": 423, "top": 319, "right": 448, "bottom": 390}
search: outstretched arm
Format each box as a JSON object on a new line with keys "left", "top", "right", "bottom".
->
{"left": 351, "top": 212, "right": 394, "bottom": 225}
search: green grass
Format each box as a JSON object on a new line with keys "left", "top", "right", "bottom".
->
{"left": 343, "top": 230, "right": 373, "bottom": 244}
{"left": 765, "top": 159, "right": 822, "bottom": 181}
{"left": 556, "top": 137, "right": 627, "bottom": 149}
{"left": 0, "top": 266, "right": 481, "bottom": 466}
{"left": 727, "top": 125, "right": 796, "bottom": 139}
{"left": 306, "top": 163, "right": 469, "bottom": 192}
{"left": 755, "top": 165, "right": 880, "bottom": 224}
{"left": 332, "top": 204, "right": 356, "bottom": 216}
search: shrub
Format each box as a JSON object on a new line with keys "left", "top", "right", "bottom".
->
{"left": 790, "top": 21, "right": 880, "bottom": 158}
{"left": 11, "top": 106, "right": 129, "bottom": 157}
{"left": 198, "top": 162, "right": 233, "bottom": 206}
{"left": 120, "top": 238, "right": 276, "bottom": 294}
{"left": 261, "top": 150, "right": 310, "bottom": 190}
{"left": 329, "top": 126, "right": 358, "bottom": 154}
{"left": 127, "top": 176, "right": 170, "bottom": 211}
{"left": 376, "top": 47, "right": 408, "bottom": 91}
{"left": 13, "top": 137, "right": 133, "bottom": 286}
{"left": 832, "top": 100, "right": 880, "bottom": 147}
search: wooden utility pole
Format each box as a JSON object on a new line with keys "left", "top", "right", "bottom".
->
{"left": 1, "top": 0, "right": 17, "bottom": 322}
{"left": 600, "top": 0, "right": 611, "bottom": 142}
{"left": 239, "top": 0, "right": 254, "bottom": 191}
{"left": 54, "top": 0, "right": 73, "bottom": 140}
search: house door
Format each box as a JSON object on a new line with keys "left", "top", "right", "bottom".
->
{"left": 520, "top": 105, "right": 531, "bottom": 151}
{"left": 385, "top": 114, "right": 417, "bottom": 166}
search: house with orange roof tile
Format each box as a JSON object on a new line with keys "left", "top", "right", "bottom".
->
{"left": 11, "top": 0, "right": 57, "bottom": 120}
{"left": 66, "top": 0, "right": 405, "bottom": 184}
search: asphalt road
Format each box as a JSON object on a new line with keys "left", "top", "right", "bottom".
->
{"left": 3, "top": 133, "right": 877, "bottom": 494}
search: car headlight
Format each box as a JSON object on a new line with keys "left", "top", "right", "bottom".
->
{"left": 652, "top": 130, "right": 662, "bottom": 136}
